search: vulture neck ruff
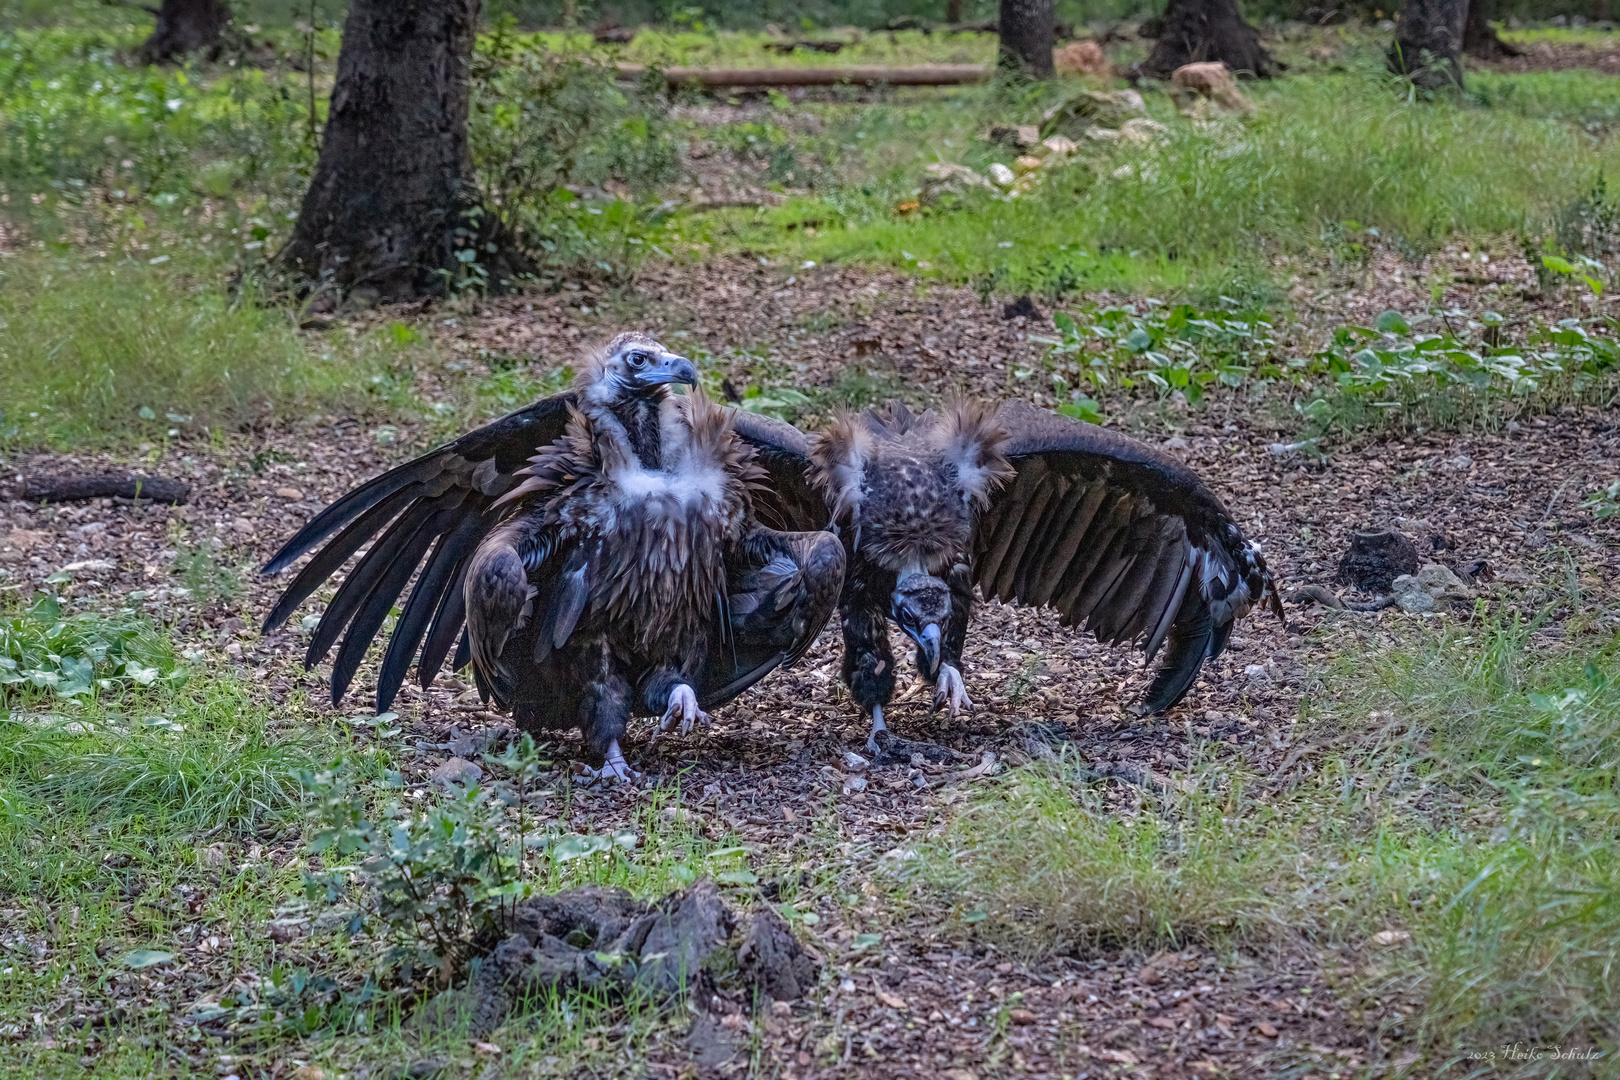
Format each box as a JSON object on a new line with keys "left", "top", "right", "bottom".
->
{"left": 810, "top": 400, "right": 1014, "bottom": 576}
{"left": 506, "top": 389, "right": 758, "bottom": 656}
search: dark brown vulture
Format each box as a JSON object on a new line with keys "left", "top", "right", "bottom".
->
{"left": 730, "top": 399, "right": 1284, "bottom": 752}
{"left": 261, "top": 333, "right": 845, "bottom": 781}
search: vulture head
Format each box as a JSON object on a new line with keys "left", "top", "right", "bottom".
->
{"left": 891, "top": 571, "right": 951, "bottom": 679}
{"left": 584, "top": 331, "right": 699, "bottom": 405}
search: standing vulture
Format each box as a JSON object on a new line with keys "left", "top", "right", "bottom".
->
{"left": 261, "top": 333, "right": 845, "bottom": 781}
{"left": 728, "top": 399, "right": 1283, "bottom": 752}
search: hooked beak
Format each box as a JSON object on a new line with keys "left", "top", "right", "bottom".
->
{"left": 634, "top": 351, "right": 699, "bottom": 390}
{"left": 905, "top": 622, "right": 942, "bottom": 681}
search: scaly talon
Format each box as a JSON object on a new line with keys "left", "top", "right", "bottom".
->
{"left": 933, "top": 664, "right": 974, "bottom": 718}
{"left": 864, "top": 703, "right": 888, "bottom": 755}
{"left": 577, "top": 739, "right": 642, "bottom": 785}
{"left": 658, "top": 683, "right": 710, "bottom": 737}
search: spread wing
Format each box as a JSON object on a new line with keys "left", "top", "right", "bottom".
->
{"left": 972, "top": 400, "right": 1281, "bottom": 713}
{"left": 261, "top": 393, "right": 578, "bottom": 711}
{"left": 726, "top": 408, "right": 829, "bottom": 532}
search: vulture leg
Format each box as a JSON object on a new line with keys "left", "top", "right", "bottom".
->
{"left": 839, "top": 575, "right": 896, "bottom": 752}
{"left": 577, "top": 650, "right": 639, "bottom": 783}
{"left": 866, "top": 704, "right": 888, "bottom": 756}
{"left": 658, "top": 683, "right": 711, "bottom": 736}
{"left": 933, "top": 561, "right": 977, "bottom": 717}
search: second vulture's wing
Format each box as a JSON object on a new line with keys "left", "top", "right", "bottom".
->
{"left": 727, "top": 408, "right": 830, "bottom": 532}
{"left": 973, "top": 400, "right": 1281, "bottom": 713}
{"left": 261, "top": 393, "right": 578, "bottom": 711}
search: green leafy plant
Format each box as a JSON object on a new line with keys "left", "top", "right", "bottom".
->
{"left": 0, "top": 596, "right": 178, "bottom": 699}
{"left": 299, "top": 738, "right": 639, "bottom": 980}
{"left": 1583, "top": 479, "right": 1620, "bottom": 521}
{"left": 1041, "top": 303, "right": 1281, "bottom": 407}
{"left": 1300, "top": 313, "right": 1620, "bottom": 432}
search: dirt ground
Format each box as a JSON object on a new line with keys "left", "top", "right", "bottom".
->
{"left": 3, "top": 259, "right": 1618, "bottom": 1078}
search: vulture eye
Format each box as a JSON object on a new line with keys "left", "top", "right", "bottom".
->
{"left": 628, "top": 351, "right": 648, "bottom": 368}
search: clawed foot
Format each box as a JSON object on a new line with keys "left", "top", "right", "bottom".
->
{"left": 575, "top": 739, "right": 642, "bottom": 785}
{"left": 658, "top": 683, "right": 711, "bottom": 737}
{"left": 932, "top": 663, "right": 974, "bottom": 717}
{"left": 864, "top": 703, "right": 888, "bottom": 756}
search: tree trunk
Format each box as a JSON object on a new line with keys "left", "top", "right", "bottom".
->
{"left": 1141, "top": 0, "right": 1278, "bottom": 78}
{"left": 1390, "top": 0, "right": 1466, "bottom": 88}
{"left": 137, "top": 0, "right": 231, "bottom": 64}
{"left": 947, "top": 0, "right": 965, "bottom": 23}
{"left": 998, "top": 0, "right": 1055, "bottom": 78}
{"left": 277, "top": 0, "right": 525, "bottom": 303}
{"left": 1462, "top": 0, "right": 1522, "bottom": 58}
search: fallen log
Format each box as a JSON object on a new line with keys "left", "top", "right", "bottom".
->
{"left": 619, "top": 63, "right": 990, "bottom": 87}
{"left": 21, "top": 473, "right": 190, "bottom": 504}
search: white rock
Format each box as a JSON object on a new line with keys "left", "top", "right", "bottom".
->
{"left": 842, "top": 750, "right": 870, "bottom": 773}
{"left": 987, "top": 162, "right": 1016, "bottom": 187}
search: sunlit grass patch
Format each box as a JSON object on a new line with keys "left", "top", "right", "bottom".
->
{"left": 0, "top": 253, "right": 419, "bottom": 448}
{"left": 913, "top": 594, "right": 1620, "bottom": 1065}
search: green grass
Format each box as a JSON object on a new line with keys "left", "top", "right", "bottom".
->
{"left": 703, "top": 70, "right": 1620, "bottom": 295}
{"left": 0, "top": 253, "right": 418, "bottom": 448}
{"left": 910, "top": 592, "right": 1620, "bottom": 1070}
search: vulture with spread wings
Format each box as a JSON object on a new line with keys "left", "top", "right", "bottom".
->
{"left": 729, "top": 399, "right": 1283, "bottom": 752}
{"left": 261, "top": 333, "right": 844, "bottom": 781}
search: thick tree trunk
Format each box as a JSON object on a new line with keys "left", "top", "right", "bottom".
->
{"left": 1462, "top": 0, "right": 1522, "bottom": 59}
{"left": 277, "top": 0, "right": 522, "bottom": 303}
{"left": 998, "top": 0, "right": 1055, "bottom": 78}
{"left": 947, "top": 0, "right": 965, "bottom": 22}
{"left": 1390, "top": 0, "right": 1466, "bottom": 88}
{"left": 1141, "top": 0, "right": 1278, "bottom": 78}
{"left": 137, "top": 0, "right": 230, "bottom": 64}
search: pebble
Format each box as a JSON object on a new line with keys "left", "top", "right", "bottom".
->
{"left": 275, "top": 486, "right": 304, "bottom": 500}
{"left": 432, "top": 757, "right": 484, "bottom": 787}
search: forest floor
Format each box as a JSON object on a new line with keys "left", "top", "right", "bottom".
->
{"left": 2, "top": 256, "right": 1617, "bottom": 1079}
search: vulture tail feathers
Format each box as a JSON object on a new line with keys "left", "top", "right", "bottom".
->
{"left": 1136, "top": 593, "right": 1214, "bottom": 715}
{"left": 417, "top": 560, "right": 471, "bottom": 689}
{"left": 452, "top": 628, "right": 472, "bottom": 681}
{"left": 376, "top": 513, "right": 487, "bottom": 712}
{"left": 329, "top": 506, "right": 457, "bottom": 705}
{"left": 302, "top": 497, "right": 446, "bottom": 670}
{"left": 1143, "top": 557, "right": 1195, "bottom": 663}
{"left": 263, "top": 483, "right": 422, "bottom": 634}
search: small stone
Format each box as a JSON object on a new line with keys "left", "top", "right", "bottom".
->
{"left": 1009, "top": 1008, "right": 1038, "bottom": 1025}
{"left": 1137, "top": 965, "right": 1163, "bottom": 984}
{"left": 1013, "top": 154, "right": 1044, "bottom": 174}
{"left": 987, "top": 162, "right": 1016, "bottom": 187}
{"left": 232, "top": 517, "right": 255, "bottom": 536}
{"left": 224, "top": 642, "right": 244, "bottom": 661}
{"left": 1054, "top": 40, "right": 1111, "bottom": 77}
{"left": 274, "top": 486, "right": 303, "bottom": 500}
{"left": 1257, "top": 1020, "right": 1279, "bottom": 1037}
{"left": 841, "top": 750, "right": 870, "bottom": 773}
{"left": 1040, "top": 134, "right": 1078, "bottom": 158}
{"left": 432, "top": 757, "right": 483, "bottom": 787}
{"left": 1372, "top": 929, "right": 1411, "bottom": 947}
{"left": 1243, "top": 664, "right": 1270, "bottom": 683}
{"left": 842, "top": 774, "right": 868, "bottom": 795}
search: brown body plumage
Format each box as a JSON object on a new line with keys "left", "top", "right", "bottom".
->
{"left": 732, "top": 398, "right": 1283, "bottom": 751}
{"left": 262, "top": 333, "right": 844, "bottom": 782}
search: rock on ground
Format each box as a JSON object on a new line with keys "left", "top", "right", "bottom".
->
{"left": 1170, "top": 61, "right": 1254, "bottom": 114}
{"left": 415, "top": 880, "right": 818, "bottom": 1037}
